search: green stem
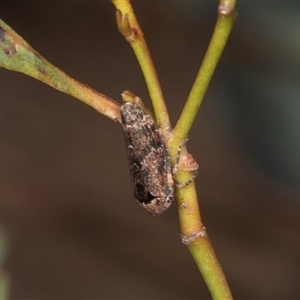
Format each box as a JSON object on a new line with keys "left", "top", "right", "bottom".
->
{"left": 175, "top": 175, "right": 233, "bottom": 299}
{"left": 112, "top": 0, "right": 171, "bottom": 134}
{"left": 0, "top": 18, "right": 120, "bottom": 121}
{"left": 173, "top": 1, "right": 236, "bottom": 299}
{"left": 172, "top": 1, "right": 236, "bottom": 147}
{"left": 188, "top": 238, "right": 233, "bottom": 300}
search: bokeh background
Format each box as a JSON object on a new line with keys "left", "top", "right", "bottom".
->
{"left": 0, "top": 1, "right": 300, "bottom": 299}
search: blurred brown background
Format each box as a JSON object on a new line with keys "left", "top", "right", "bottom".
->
{"left": 0, "top": 1, "right": 300, "bottom": 299}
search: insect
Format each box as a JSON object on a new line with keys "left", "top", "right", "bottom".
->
{"left": 120, "top": 99, "right": 174, "bottom": 216}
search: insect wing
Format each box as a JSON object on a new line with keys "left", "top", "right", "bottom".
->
{"left": 121, "top": 101, "right": 173, "bottom": 215}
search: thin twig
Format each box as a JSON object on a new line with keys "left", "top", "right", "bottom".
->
{"left": 112, "top": 0, "right": 171, "bottom": 134}
{"left": 0, "top": 18, "right": 120, "bottom": 121}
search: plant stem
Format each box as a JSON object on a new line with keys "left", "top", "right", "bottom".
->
{"left": 0, "top": 18, "right": 120, "bottom": 122}
{"left": 113, "top": 1, "right": 236, "bottom": 298}
{"left": 112, "top": 0, "right": 171, "bottom": 134}
{"left": 172, "top": 0, "right": 237, "bottom": 147}
{"left": 173, "top": 1, "right": 237, "bottom": 298}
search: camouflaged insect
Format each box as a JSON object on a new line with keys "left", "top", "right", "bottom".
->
{"left": 120, "top": 100, "right": 174, "bottom": 216}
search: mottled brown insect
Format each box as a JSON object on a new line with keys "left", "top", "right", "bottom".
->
{"left": 120, "top": 99, "right": 173, "bottom": 216}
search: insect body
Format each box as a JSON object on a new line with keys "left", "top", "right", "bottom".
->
{"left": 120, "top": 100, "right": 174, "bottom": 216}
